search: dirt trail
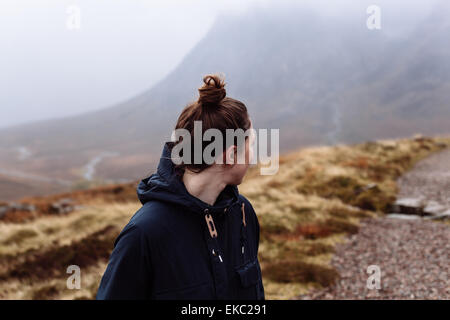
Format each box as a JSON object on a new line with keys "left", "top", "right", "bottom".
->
{"left": 397, "top": 148, "right": 450, "bottom": 208}
{"left": 299, "top": 148, "right": 450, "bottom": 299}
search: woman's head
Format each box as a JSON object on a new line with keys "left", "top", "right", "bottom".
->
{"left": 171, "top": 73, "right": 254, "bottom": 184}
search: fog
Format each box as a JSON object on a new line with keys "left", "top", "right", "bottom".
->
{"left": 0, "top": 0, "right": 440, "bottom": 129}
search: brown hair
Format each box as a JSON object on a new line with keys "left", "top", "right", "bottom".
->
{"left": 171, "top": 73, "right": 251, "bottom": 174}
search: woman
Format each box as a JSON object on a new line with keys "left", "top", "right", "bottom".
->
{"left": 96, "top": 74, "right": 264, "bottom": 300}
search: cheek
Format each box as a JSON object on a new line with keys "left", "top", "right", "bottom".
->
{"left": 240, "top": 163, "right": 250, "bottom": 178}
{"left": 230, "top": 164, "right": 248, "bottom": 183}
{"left": 246, "top": 143, "right": 254, "bottom": 164}
{"left": 249, "top": 147, "right": 255, "bottom": 164}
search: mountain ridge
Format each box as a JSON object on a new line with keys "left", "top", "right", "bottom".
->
{"left": 0, "top": 2, "right": 449, "bottom": 199}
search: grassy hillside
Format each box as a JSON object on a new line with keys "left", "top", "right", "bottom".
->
{"left": 0, "top": 135, "right": 448, "bottom": 299}
{"left": 0, "top": 173, "right": 69, "bottom": 202}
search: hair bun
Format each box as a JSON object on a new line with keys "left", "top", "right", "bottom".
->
{"left": 198, "top": 74, "right": 226, "bottom": 107}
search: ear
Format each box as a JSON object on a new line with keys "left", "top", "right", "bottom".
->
{"left": 224, "top": 145, "right": 237, "bottom": 165}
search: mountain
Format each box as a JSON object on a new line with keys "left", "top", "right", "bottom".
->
{"left": 0, "top": 2, "right": 449, "bottom": 200}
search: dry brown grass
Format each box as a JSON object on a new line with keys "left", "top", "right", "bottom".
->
{"left": 240, "top": 135, "right": 450, "bottom": 299}
{"left": 0, "top": 202, "right": 137, "bottom": 300}
{"left": 0, "top": 135, "right": 448, "bottom": 300}
{"left": 1, "top": 225, "right": 118, "bottom": 282}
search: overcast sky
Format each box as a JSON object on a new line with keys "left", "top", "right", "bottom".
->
{"left": 0, "top": 0, "right": 439, "bottom": 129}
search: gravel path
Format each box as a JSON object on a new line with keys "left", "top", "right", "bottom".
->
{"left": 299, "top": 149, "right": 450, "bottom": 300}
{"left": 398, "top": 148, "right": 450, "bottom": 208}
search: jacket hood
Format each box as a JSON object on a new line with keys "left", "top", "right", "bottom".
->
{"left": 137, "top": 142, "right": 240, "bottom": 216}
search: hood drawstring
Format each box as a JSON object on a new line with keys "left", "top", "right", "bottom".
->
{"left": 204, "top": 203, "right": 246, "bottom": 265}
{"left": 204, "top": 211, "right": 218, "bottom": 238}
{"left": 202, "top": 209, "right": 228, "bottom": 299}
{"left": 240, "top": 202, "right": 247, "bottom": 261}
{"left": 204, "top": 209, "right": 223, "bottom": 263}
{"left": 241, "top": 202, "right": 247, "bottom": 227}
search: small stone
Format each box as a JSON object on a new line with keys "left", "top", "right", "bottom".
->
{"left": 423, "top": 201, "right": 447, "bottom": 216}
{"left": 386, "top": 214, "right": 421, "bottom": 220}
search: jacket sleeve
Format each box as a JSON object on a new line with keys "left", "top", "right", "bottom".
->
{"left": 241, "top": 196, "right": 265, "bottom": 300}
{"left": 253, "top": 209, "right": 265, "bottom": 300}
{"left": 96, "top": 223, "right": 152, "bottom": 299}
{"left": 241, "top": 196, "right": 261, "bottom": 253}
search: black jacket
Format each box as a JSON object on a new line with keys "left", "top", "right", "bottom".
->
{"left": 96, "top": 142, "right": 265, "bottom": 300}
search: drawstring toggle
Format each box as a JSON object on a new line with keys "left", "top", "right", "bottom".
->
{"left": 204, "top": 209, "right": 218, "bottom": 238}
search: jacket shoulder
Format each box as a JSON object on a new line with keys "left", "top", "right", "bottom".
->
{"left": 126, "top": 200, "right": 177, "bottom": 239}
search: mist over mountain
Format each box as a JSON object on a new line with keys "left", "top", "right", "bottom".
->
{"left": 0, "top": 1, "right": 449, "bottom": 199}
